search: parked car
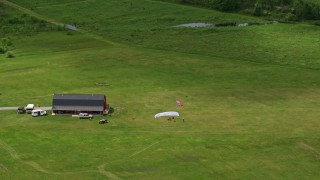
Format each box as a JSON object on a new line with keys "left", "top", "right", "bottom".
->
{"left": 26, "top": 104, "right": 35, "bottom": 114}
{"left": 17, "top": 107, "right": 26, "bottom": 114}
{"left": 31, "top": 109, "right": 47, "bottom": 117}
{"left": 79, "top": 113, "right": 93, "bottom": 119}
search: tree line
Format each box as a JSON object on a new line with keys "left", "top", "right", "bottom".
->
{"left": 162, "top": 0, "right": 320, "bottom": 20}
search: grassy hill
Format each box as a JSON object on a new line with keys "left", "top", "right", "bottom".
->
{"left": 1, "top": 0, "right": 320, "bottom": 179}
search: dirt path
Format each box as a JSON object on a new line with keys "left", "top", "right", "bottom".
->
{"left": 0, "top": 0, "right": 118, "bottom": 46}
{"left": 0, "top": 107, "right": 19, "bottom": 110}
{"left": 0, "top": 107, "right": 52, "bottom": 111}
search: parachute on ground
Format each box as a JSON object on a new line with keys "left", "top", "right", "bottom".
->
{"left": 154, "top": 111, "right": 179, "bottom": 118}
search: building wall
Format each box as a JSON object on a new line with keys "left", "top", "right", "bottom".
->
{"left": 52, "top": 110, "right": 104, "bottom": 115}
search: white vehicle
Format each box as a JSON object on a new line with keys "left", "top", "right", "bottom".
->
{"left": 31, "top": 109, "right": 47, "bottom": 117}
{"left": 26, "top": 104, "right": 35, "bottom": 114}
{"left": 79, "top": 113, "right": 93, "bottom": 119}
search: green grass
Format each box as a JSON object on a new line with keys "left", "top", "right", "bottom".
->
{"left": 305, "top": 0, "right": 320, "bottom": 5}
{"left": 1, "top": 0, "right": 320, "bottom": 179}
{"left": 9, "top": 0, "right": 320, "bottom": 68}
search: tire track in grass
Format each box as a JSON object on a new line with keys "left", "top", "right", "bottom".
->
{"left": 98, "top": 164, "right": 122, "bottom": 180}
{"left": 0, "top": 135, "right": 164, "bottom": 177}
{"left": 129, "top": 140, "right": 214, "bottom": 176}
{"left": 298, "top": 142, "right": 320, "bottom": 160}
{"left": 0, "top": 139, "right": 57, "bottom": 174}
{"left": 0, "top": 0, "right": 118, "bottom": 46}
{"left": 0, "top": 140, "right": 19, "bottom": 160}
{"left": 0, "top": 139, "right": 161, "bottom": 178}
{"left": 0, "top": 140, "right": 115, "bottom": 177}
{"left": 129, "top": 141, "right": 161, "bottom": 158}
{"left": 97, "top": 141, "right": 162, "bottom": 179}
{"left": 0, "top": 163, "right": 8, "bottom": 172}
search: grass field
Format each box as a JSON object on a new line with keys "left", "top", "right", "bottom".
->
{"left": 1, "top": 0, "right": 320, "bottom": 179}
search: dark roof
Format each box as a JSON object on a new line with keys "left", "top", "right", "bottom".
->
{"left": 53, "top": 94, "right": 105, "bottom": 101}
{"left": 52, "top": 105, "right": 104, "bottom": 111}
{"left": 52, "top": 94, "right": 106, "bottom": 111}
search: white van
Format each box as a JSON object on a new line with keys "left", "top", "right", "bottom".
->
{"left": 31, "top": 109, "right": 47, "bottom": 117}
{"left": 26, "top": 104, "right": 35, "bottom": 114}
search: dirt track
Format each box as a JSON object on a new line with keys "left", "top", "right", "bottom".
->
{"left": 0, "top": 107, "right": 52, "bottom": 111}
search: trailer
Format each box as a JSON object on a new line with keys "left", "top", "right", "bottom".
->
{"left": 31, "top": 109, "right": 47, "bottom": 117}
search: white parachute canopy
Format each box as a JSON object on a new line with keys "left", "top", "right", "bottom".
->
{"left": 154, "top": 111, "right": 179, "bottom": 118}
